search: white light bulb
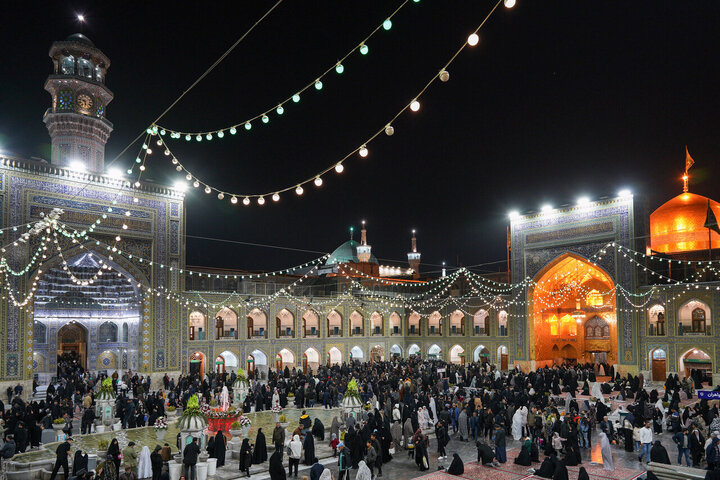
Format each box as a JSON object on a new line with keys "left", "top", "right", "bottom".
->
{"left": 504, "top": 0, "right": 516, "bottom": 8}
{"left": 314, "top": 177, "right": 323, "bottom": 187}
{"left": 217, "top": 192, "right": 224, "bottom": 200}
{"left": 193, "top": 180, "right": 200, "bottom": 188}
{"left": 257, "top": 196, "right": 265, "bottom": 205}
{"left": 439, "top": 70, "right": 450, "bottom": 82}
{"left": 410, "top": 100, "right": 420, "bottom": 112}
{"left": 295, "top": 185, "right": 304, "bottom": 195}
{"left": 359, "top": 145, "right": 369, "bottom": 157}
{"left": 204, "top": 186, "right": 212, "bottom": 194}
{"left": 335, "top": 163, "right": 344, "bottom": 173}
{"left": 243, "top": 197, "right": 250, "bottom": 205}
{"left": 468, "top": 33, "right": 479, "bottom": 46}
{"left": 185, "top": 173, "right": 192, "bottom": 181}
{"left": 230, "top": 196, "right": 238, "bottom": 204}
{"left": 385, "top": 125, "right": 394, "bottom": 136}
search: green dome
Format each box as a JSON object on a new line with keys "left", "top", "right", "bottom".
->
{"left": 326, "top": 240, "right": 378, "bottom": 265}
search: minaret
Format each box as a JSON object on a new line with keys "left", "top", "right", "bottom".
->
{"left": 43, "top": 34, "right": 114, "bottom": 173}
{"left": 407, "top": 229, "right": 421, "bottom": 279}
{"left": 356, "top": 220, "right": 372, "bottom": 263}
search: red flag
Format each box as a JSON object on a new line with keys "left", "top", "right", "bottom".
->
{"left": 685, "top": 146, "right": 695, "bottom": 173}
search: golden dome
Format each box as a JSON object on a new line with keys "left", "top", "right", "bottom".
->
{"left": 650, "top": 192, "right": 720, "bottom": 254}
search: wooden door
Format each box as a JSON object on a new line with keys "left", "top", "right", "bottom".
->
{"left": 652, "top": 359, "right": 666, "bottom": 381}
{"left": 501, "top": 354, "right": 508, "bottom": 370}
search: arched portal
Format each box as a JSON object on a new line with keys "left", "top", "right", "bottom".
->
{"left": 498, "top": 345, "right": 509, "bottom": 370}
{"left": 328, "top": 347, "right": 342, "bottom": 366}
{"left": 302, "top": 310, "right": 319, "bottom": 337}
{"left": 277, "top": 348, "right": 295, "bottom": 371}
{"left": 189, "top": 351, "right": 206, "bottom": 378}
{"left": 370, "top": 345, "right": 385, "bottom": 363}
{"left": 189, "top": 310, "right": 207, "bottom": 340}
{"left": 473, "top": 345, "right": 490, "bottom": 363}
{"left": 247, "top": 308, "right": 268, "bottom": 339}
{"left": 679, "top": 348, "right": 712, "bottom": 384}
{"left": 327, "top": 310, "right": 343, "bottom": 337}
{"left": 350, "top": 345, "right": 364, "bottom": 361}
{"left": 428, "top": 344, "right": 442, "bottom": 359}
{"left": 408, "top": 344, "right": 420, "bottom": 356}
{"left": 390, "top": 344, "right": 402, "bottom": 358}
{"left": 216, "top": 350, "right": 238, "bottom": 374}
{"left": 649, "top": 348, "right": 666, "bottom": 381}
{"left": 57, "top": 322, "right": 88, "bottom": 372}
{"left": 531, "top": 253, "right": 617, "bottom": 367}
{"left": 303, "top": 348, "right": 320, "bottom": 374}
{"left": 678, "top": 300, "right": 711, "bottom": 335}
{"left": 370, "top": 312, "right": 383, "bottom": 335}
{"left": 408, "top": 312, "right": 421, "bottom": 335}
{"left": 276, "top": 308, "right": 295, "bottom": 338}
{"left": 248, "top": 349, "right": 268, "bottom": 379}
{"left": 216, "top": 307, "right": 238, "bottom": 339}
{"left": 389, "top": 312, "right": 402, "bottom": 335}
{"left": 561, "top": 344, "right": 578, "bottom": 364}
{"left": 449, "top": 345, "right": 465, "bottom": 365}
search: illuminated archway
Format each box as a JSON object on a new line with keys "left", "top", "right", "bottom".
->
{"left": 531, "top": 253, "right": 617, "bottom": 367}
{"left": 390, "top": 344, "right": 402, "bottom": 358}
{"left": 328, "top": 347, "right": 342, "bottom": 366}
{"left": 408, "top": 344, "right": 420, "bottom": 356}
{"left": 350, "top": 345, "right": 364, "bottom": 361}
{"left": 649, "top": 348, "right": 666, "bottom": 381}
{"left": 473, "top": 345, "right": 490, "bottom": 363}
{"left": 449, "top": 344, "right": 465, "bottom": 365}
{"left": 428, "top": 344, "right": 442, "bottom": 359}
{"left": 303, "top": 348, "right": 320, "bottom": 373}
{"left": 277, "top": 348, "right": 295, "bottom": 370}
{"left": 679, "top": 348, "right": 712, "bottom": 382}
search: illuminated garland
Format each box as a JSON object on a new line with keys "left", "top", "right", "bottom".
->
{"left": 144, "top": 0, "right": 514, "bottom": 204}
{"left": 153, "top": 0, "right": 417, "bottom": 141}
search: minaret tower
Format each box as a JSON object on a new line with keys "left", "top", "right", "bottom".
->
{"left": 356, "top": 220, "right": 373, "bottom": 263}
{"left": 407, "top": 229, "right": 421, "bottom": 279}
{"left": 43, "top": 34, "right": 114, "bottom": 173}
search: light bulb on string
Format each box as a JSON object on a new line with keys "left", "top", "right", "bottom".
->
{"left": 204, "top": 186, "right": 212, "bottom": 194}
{"left": 242, "top": 197, "right": 250, "bottom": 206}
{"left": 193, "top": 180, "right": 200, "bottom": 188}
{"left": 410, "top": 100, "right": 421, "bottom": 111}
{"left": 335, "top": 63, "right": 344, "bottom": 74}
{"left": 171, "top": 158, "right": 178, "bottom": 165}
{"left": 230, "top": 196, "right": 238, "bottom": 204}
{"left": 314, "top": 80, "right": 323, "bottom": 90}
{"left": 164, "top": 149, "right": 170, "bottom": 156}
{"left": 218, "top": 193, "right": 225, "bottom": 200}
{"left": 272, "top": 193, "right": 280, "bottom": 202}
{"left": 156, "top": 139, "right": 163, "bottom": 146}
{"left": 245, "top": 122, "right": 252, "bottom": 130}
{"left": 176, "top": 166, "right": 182, "bottom": 172}
{"left": 385, "top": 125, "right": 394, "bottom": 136}
{"left": 292, "top": 94, "right": 301, "bottom": 103}
{"left": 230, "top": 127, "right": 237, "bottom": 134}
{"left": 383, "top": 18, "right": 392, "bottom": 30}
{"left": 504, "top": 0, "right": 516, "bottom": 8}
{"left": 360, "top": 44, "right": 369, "bottom": 55}
{"left": 185, "top": 135, "right": 191, "bottom": 141}
{"left": 276, "top": 105, "right": 284, "bottom": 115}
{"left": 196, "top": 135, "right": 202, "bottom": 142}
{"left": 257, "top": 196, "right": 265, "bottom": 205}
{"left": 468, "top": 33, "right": 479, "bottom": 46}
{"left": 262, "top": 115, "right": 269, "bottom": 124}
{"left": 359, "top": 145, "right": 369, "bottom": 157}
{"left": 439, "top": 70, "right": 450, "bottom": 82}
{"left": 335, "top": 163, "right": 344, "bottom": 173}
{"left": 295, "top": 185, "right": 304, "bottom": 195}
{"left": 314, "top": 177, "right": 323, "bottom": 187}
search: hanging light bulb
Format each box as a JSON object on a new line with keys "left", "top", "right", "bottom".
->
{"left": 468, "top": 33, "right": 479, "bottom": 46}
{"left": 410, "top": 100, "right": 421, "bottom": 111}
{"left": 218, "top": 193, "right": 225, "bottom": 200}
{"left": 257, "top": 196, "right": 265, "bottom": 205}
{"left": 245, "top": 122, "right": 252, "bottom": 130}
{"left": 359, "top": 145, "right": 369, "bottom": 157}
{"left": 272, "top": 193, "right": 280, "bottom": 202}
{"left": 314, "top": 176, "right": 323, "bottom": 187}
{"left": 504, "top": 0, "right": 516, "bottom": 8}
{"left": 335, "top": 63, "right": 344, "bottom": 74}
{"left": 195, "top": 135, "right": 202, "bottom": 142}
{"left": 134, "top": 181, "right": 141, "bottom": 187}
{"left": 230, "top": 196, "right": 238, "bottom": 204}
{"left": 276, "top": 105, "right": 284, "bottom": 115}
{"left": 295, "top": 185, "right": 304, "bottom": 195}
{"left": 193, "top": 180, "right": 200, "bottom": 188}
{"left": 164, "top": 149, "right": 170, "bottom": 156}
{"left": 335, "top": 163, "right": 344, "bottom": 173}
{"left": 146, "top": 148, "right": 153, "bottom": 155}
{"left": 204, "top": 186, "right": 212, "bottom": 194}
{"left": 262, "top": 115, "right": 269, "bottom": 123}
{"left": 230, "top": 127, "right": 237, "bottom": 135}
{"left": 242, "top": 197, "right": 251, "bottom": 206}
{"left": 383, "top": 18, "right": 392, "bottom": 30}
{"left": 156, "top": 139, "right": 163, "bottom": 146}
{"left": 439, "top": 70, "right": 450, "bottom": 82}
{"left": 292, "top": 93, "right": 301, "bottom": 103}
{"left": 314, "top": 80, "right": 323, "bottom": 90}
{"left": 359, "top": 44, "right": 369, "bottom": 55}
{"left": 139, "top": 165, "right": 146, "bottom": 171}
{"left": 171, "top": 157, "right": 178, "bottom": 165}
{"left": 176, "top": 165, "right": 182, "bottom": 172}
{"left": 385, "top": 125, "right": 394, "bottom": 136}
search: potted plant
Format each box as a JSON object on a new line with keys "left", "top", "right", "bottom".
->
{"left": 154, "top": 416, "right": 168, "bottom": 441}
{"left": 271, "top": 405, "right": 283, "bottom": 422}
{"left": 97, "top": 439, "right": 109, "bottom": 454}
{"left": 166, "top": 405, "right": 177, "bottom": 417}
{"left": 177, "top": 394, "right": 209, "bottom": 431}
{"left": 279, "top": 413, "right": 289, "bottom": 429}
{"left": 238, "top": 415, "right": 251, "bottom": 436}
{"left": 209, "top": 399, "right": 219, "bottom": 407}
{"left": 229, "top": 421, "right": 243, "bottom": 438}
{"left": 52, "top": 418, "right": 66, "bottom": 431}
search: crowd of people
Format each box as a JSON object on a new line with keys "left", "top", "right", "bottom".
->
{"left": 4, "top": 356, "right": 720, "bottom": 480}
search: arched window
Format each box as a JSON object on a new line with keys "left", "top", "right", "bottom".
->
{"left": 34, "top": 321, "right": 47, "bottom": 344}
{"left": 98, "top": 321, "right": 118, "bottom": 343}
{"left": 216, "top": 307, "right": 239, "bottom": 339}
{"left": 584, "top": 316, "right": 610, "bottom": 339}
{"left": 370, "top": 312, "right": 383, "bottom": 336}
{"left": 327, "top": 310, "right": 342, "bottom": 337}
{"left": 647, "top": 304, "right": 665, "bottom": 336}
{"left": 79, "top": 58, "right": 93, "bottom": 78}
{"left": 61, "top": 56, "right": 75, "bottom": 75}
{"left": 189, "top": 311, "right": 206, "bottom": 340}
{"left": 548, "top": 315, "right": 559, "bottom": 336}
{"left": 276, "top": 308, "right": 294, "bottom": 338}
{"left": 122, "top": 323, "right": 129, "bottom": 342}
{"left": 560, "top": 315, "right": 576, "bottom": 336}
{"left": 389, "top": 312, "right": 401, "bottom": 335}
{"left": 498, "top": 310, "right": 508, "bottom": 336}
{"left": 473, "top": 309, "right": 489, "bottom": 336}
{"left": 678, "top": 300, "right": 711, "bottom": 335}
{"left": 428, "top": 311, "right": 442, "bottom": 335}
{"left": 302, "top": 310, "right": 319, "bottom": 337}
{"left": 350, "top": 311, "right": 364, "bottom": 336}
{"left": 247, "top": 308, "right": 268, "bottom": 339}
{"left": 585, "top": 289, "right": 603, "bottom": 306}
{"left": 408, "top": 312, "right": 421, "bottom": 335}
{"left": 450, "top": 310, "right": 464, "bottom": 335}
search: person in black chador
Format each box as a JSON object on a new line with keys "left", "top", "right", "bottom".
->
{"left": 252, "top": 428, "right": 268, "bottom": 464}
{"left": 303, "top": 431, "right": 316, "bottom": 465}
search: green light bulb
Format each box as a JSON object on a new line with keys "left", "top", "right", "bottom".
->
{"left": 276, "top": 105, "right": 284, "bottom": 115}
{"left": 383, "top": 19, "right": 392, "bottom": 30}
{"left": 230, "top": 127, "right": 237, "bottom": 134}
{"left": 292, "top": 93, "right": 301, "bottom": 103}
{"left": 335, "top": 63, "right": 344, "bottom": 74}
{"left": 217, "top": 131, "right": 224, "bottom": 138}
{"left": 206, "top": 133, "right": 212, "bottom": 140}
{"left": 315, "top": 80, "right": 323, "bottom": 90}
{"left": 245, "top": 122, "right": 252, "bottom": 130}
{"left": 360, "top": 44, "right": 369, "bottom": 55}
{"left": 262, "top": 115, "right": 269, "bottom": 123}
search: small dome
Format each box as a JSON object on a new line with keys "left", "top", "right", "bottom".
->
{"left": 65, "top": 33, "right": 95, "bottom": 47}
{"left": 325, "top": 240, "right": 378, "bottom": 265}
{"left": 650, "top": 192, "right": 720, "bottom": 254}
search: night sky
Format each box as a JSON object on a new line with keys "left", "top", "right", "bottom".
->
{"left": 2, "top": 1, "right": 720, "bottom": 275}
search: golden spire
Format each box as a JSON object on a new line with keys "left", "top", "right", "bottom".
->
{"left": 683, "top": 145, "right": 695, "bottom": 193}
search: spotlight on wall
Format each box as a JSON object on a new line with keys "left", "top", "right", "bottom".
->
{"left": 577, "top": 196, "right": 590, "bottom": 207}
{"left": 618, "top": 189, "right": 632, "bottom": 198}
{"left": 69, "top": 160, "right": 86, "bottom": 173}
{"left": 541, "top": 204, "right": 553, "bottom": 213}
{"left": 173, "top": 181, "right": 188, "bottom": 193}
{"left": 508, "top": 210, "right": 520, "bottom": 220}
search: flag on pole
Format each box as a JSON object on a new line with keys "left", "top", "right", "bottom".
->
{"left": 704, "top": 199, "right": 720, "bottom": 235}
{"left": 685, "top": 145, "right": 695, "bottom": 173}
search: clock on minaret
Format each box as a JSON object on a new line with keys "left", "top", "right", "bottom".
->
{"left": 43, "top": 33, "right": 114, "bottom": 173}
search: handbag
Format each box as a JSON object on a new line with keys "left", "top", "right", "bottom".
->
{"left": 422, "top": 456, "right": 428, "bottom": 469}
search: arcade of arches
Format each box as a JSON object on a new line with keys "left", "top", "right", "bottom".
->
{"left": 531, "top": 254, "right": 617, "bottom": 367}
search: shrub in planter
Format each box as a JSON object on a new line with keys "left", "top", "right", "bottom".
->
{"left": 209, "top": 399, "right": 218, "bottom": 407}
{"left": 53, "top": 418, "right": 67, "bottom": 425}
{"left": 167, "top": 406, "right": 176, "bottom": 412}
{"left": 279, "top": 414, "right": 287, "bottom": 423}
{"left": 231, "top": 421, "right": 243, "bottom": 430}
{"left": 98, "top": 439, "right": 109, "bottom": 451}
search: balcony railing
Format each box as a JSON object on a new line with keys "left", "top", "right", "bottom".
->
{"left": 678, "top": 324, "right": 711, "bottom": 336}
{"left": 328, "top": 326, "right": 342, "bottom": 337}
{"left": 372, "top": 326, "right": 383, "bottom": 336}
{"left": 304, "top": 327, "right": 319, "bottom": 338}
{"left": 250, "top": 329, "right": 267, "bottom": 338}
{"left": 391, "top": 325, "right": 400, "bottom": 335}
{"left": 277, "top": 329, "right": 294, "bottom": 338}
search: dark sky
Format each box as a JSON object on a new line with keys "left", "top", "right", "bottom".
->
{"left": 2, "top": 1, "right": 720, "bottom": 275}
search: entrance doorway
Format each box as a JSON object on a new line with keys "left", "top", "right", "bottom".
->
{"left": 650, "top": 348, "right": 666, "bottom": 381}
{"left": 57, "top": 322, "right": 88, "bottom": 372}
{"left": 498, "top": 345, "right": 508, "bottom": 370}
{"left": 189, "top": 351, "right": 205, "bottom": 377}
{"left": 370, "top": 345, "right": 385, "bottom": 363}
